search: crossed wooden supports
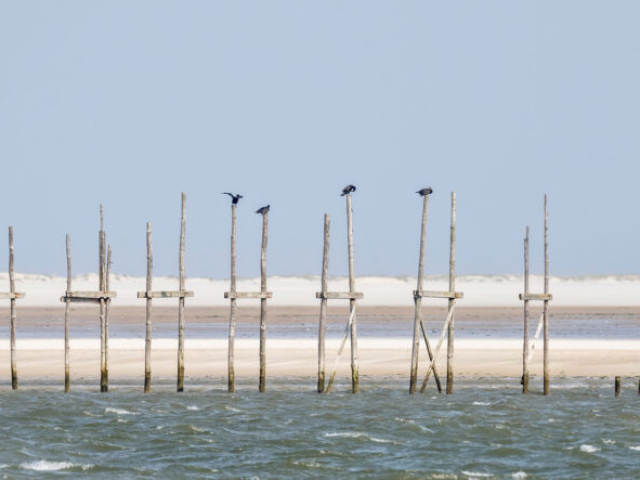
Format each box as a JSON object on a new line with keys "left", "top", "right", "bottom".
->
{"left": 60, "top": 206, "right": 117, "bottom": 392}
{"left": 520, "top": 195, "right": 552, "bottom": 395}
{"left": 317, "top": 191, "right": 362, "bottom": 394}
{"left": 136, "top": 193, "right": 193, "bottom": 393}
{"left": 1, "top": 227, "right": 25, "bottom": 389}
{"left": 409, "top": 191, "right": 463, "bottom": 394}
{"left": 224, "top": 201, "right": 272, "bottom": 393}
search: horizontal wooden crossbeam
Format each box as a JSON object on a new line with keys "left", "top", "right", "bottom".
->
{"left": 65, "top": 291, "right": 117, "bottom": 299}
{"left": 0, "top": 292, "right": 25, "bottom": 300}
{"left": 413, "top": 290, "right": 464, "bottom": 299}
{"left": 225, "top": 291, "right": 273, "bottom": 299}
{"left": 519, "top": 293, "right": 553, "bottom": 301}
{"left": 315, "top": 291, "right": 364, "bottom": 300}
{"left": 137, "top": 291, "right": 194, "bottom": 299}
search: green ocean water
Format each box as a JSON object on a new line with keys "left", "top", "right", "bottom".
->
{"left": 0, "top": 377, "right": 638, "bottom": 479}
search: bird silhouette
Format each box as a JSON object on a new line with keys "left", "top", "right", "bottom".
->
{"left": 222, "top": 192, "right": 243, "bottom": 205}
{"left": 255, "top": 205, "right": 270, "bottom": 215}
{"left": 417, "top": 187, "right": 433, "bottom": 196}
{"left": 341, "top": 185, "right": 356, "bottom": 196}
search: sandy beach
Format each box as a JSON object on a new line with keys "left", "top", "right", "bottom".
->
{"left": 1, "top": 306, "right": 638, "bottom": 384}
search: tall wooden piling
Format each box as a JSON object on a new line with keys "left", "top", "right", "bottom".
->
{"left": 410, "top": 194, "right": 429, "bottom": 394}
{"left": 446, "top": 192, "right": 457, "bottom": 394}
{"left": 317, "top": 214, "right": 330, "bottom": 393}
{"left": 9, "top": 227, "right": 17, "bottom": 390}
{"left": 346, "top": 194, "right": 359, "bottom": 393}
{"left": 228, "top": 203, "right": 237, "bottom": 393}
{"left": 104, "top": 244, "right": 112, "bottom": 391}
{"left": 259, "top": 209, "right": 269, "bottom": 392}
{"left": 522, "top": 226, "right": 530, "bottom": 394}
{"left": 543, "top": 195, "right": 550, "bottom": 395}
{"left": 177, "top": 192, "right": 186, "bottom": 392}
{"left": 99, "top": 206, "right": 108, "bottom": 393}
{"left": 64, "top": 235, "right": 71, "bottom": 392}
{"left": 144, "top": 222, "right": 153, "bottom": 393}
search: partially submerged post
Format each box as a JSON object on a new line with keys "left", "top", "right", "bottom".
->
{"left": 136, "top": 193, "right": 193, "bottom": 392}
{"left": 1, "top": 227, "right": 26, "bottom": 390}
{"left": 417, "top": 192, "right": 463, "bottom": 394}
{"left": 317, "top": 214, "right": 330, "bottom": 393}
{"left": 409, "top": 188, "right": 442, "bottom": 394}
{"left": 317, "top": 185, "right": 363, "bottom": 394}
{"left": 615, "top": 376, "right": 621, "bottom": 397}
{"left": 223, "top": 195, "right": 273, "bottom": 393}
{"left": 519, "top": 195, "right": 553, "bottom": 394}
{"left": 61, "top": 206, "right": 117, "bottom": 392}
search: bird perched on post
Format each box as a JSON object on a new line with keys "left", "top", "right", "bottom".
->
{"left": 341, "top": 185, "right": 356, "bottom": 196}
{"left": 222, "top": 192, "right": 243, "bottom": 205}
{"left": 255, "top": 205, "right": 270, "bottom": 215}
{"left": 417, "top": 187, "right": 433, "bottom": 196}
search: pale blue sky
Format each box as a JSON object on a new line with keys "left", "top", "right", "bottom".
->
{"left": 1, "top": 2, "right": 639, "bottom": 278}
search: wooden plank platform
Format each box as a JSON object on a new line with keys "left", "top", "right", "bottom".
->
{"left": 64, "top": 291, "right": 117, "bottom": 299}
{"left": 519, "top": 293, "right": 553, "bottom": 301}
{"left": 0, "top": 292, "right": 25, "bottom": 299}
{"left": 413, "top": 290, "right": 464, "bottom": 299}
{"left": 224, "top": 291, "right": 273, "bottom": 299}
{"left": 315, "top": 291, "right": 364, "bottom": 300}
{"left": 136, "top": 291, "right": 194, "bottom": 299}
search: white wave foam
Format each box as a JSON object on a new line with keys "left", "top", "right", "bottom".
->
{"left": 105, "top": 407, "right": 136, "bottom": 415}
{"left": 512, "top": 472, "right": 527, "bottom": 479}
{"left": 21, "top": 460, "right": 91, "bottom": 471}
{"left": 187, "top": 406, "right": 199, "bottom": 411}
{"left": 461, "top": 471, "right": 494, "bottom": 478}
{"left": 580, "top": 444, "right": 600, "bottom": 453}
{"left": 473, "top": 401, "right": 491, "bottom": 406}
{"left": 629, "top": 446, "right": 640, "bottom": 451}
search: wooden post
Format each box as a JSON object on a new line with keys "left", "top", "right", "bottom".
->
{"left": 317, "top": 214, "right": 330, "bottom": 393}
{"left": 64, "top": 234, "right": 71, "bottom": 392}
{"left": 177, "top": 192, "right": 186, "bottom": 392}
{"left": 522, "top": 226, "right": 530, "bottom": 394}
{"left": 446, "top": 192, "right": 456, "bottom": 394}
{"left": 259, "top": 209, "right": 269, "bottom": 392}
{"left": 346, "top": 194, "right": 359, "bottom": 393}
{"left": 543, "top": 195, "right": 550, "bottom": 395}
{"left": 144, "top": 222, "right": 153, "bottom": 393}
{"left": 9, "top": 227, "right": 17, "bottom": 390}
{"left": 615, "top": 376, "right": 621, "bottom": 397}
{"left": 104, "top": 244, "right": 111, "bottom": 391}
{"left": 410, "top": 195, "right": 429, "bottom": 394}
{"left": 228, "top": 203, "right": 237, "bottom": 393}
{"left": 99, "top": 205, "right": 107, "bottom": 393}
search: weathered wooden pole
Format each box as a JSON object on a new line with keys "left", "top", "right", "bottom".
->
{"left": 446, "top": 192, "right": 457, "bottom": 394}
{"left": 615, "top": 376, "right": 621, "bottom": 397}
{"left": 317, "top": 214, "right": 330, "bottom": 393}
{"left": 346, "top": 193, "right": 359, "bottom": 393}
{"left": 543, "top": 195, "right": 550, "bottom": 395}
{"left": 228, "top": 202, "right": 237, "bottom": 393}
{"left": 410, "top": 193, "right": 430, "bottom": 394}
{"left": 104, "top": 244, "right": 111, "bottom": 391}
{"left": 522, "top": 226, "right": 530, "bottom": 394}
{"left": 9, "top": 227, "right": 17, "bottom": 390}
{"left": 258, "top": 208, "right": 269, "bottom": 392}
{"left": 177, "top": 192, "right": 186, "bottom": 392}
{"left": 64, "top": 234, "right": 71, "bottom": 392}
{"left": 99, "top": 205, "right": 108, "bottom": 393}
{"left": 144, "top": 222, "right": 153, "bottom": 393}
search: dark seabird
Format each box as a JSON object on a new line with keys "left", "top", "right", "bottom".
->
{"left": 255, "top": 205, "right": 270, "bottom": 215}
{"left": 341, "top": 185, "right": 356, "bottom": 196}
{"left": 222, "top": 192, "right": 243, "bottom": 205}
{"left": 417, "top": 187, "right": 433, "bottom": 196}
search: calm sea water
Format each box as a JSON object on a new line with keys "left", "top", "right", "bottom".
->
{"left": 0, "top": 377, "right": 638, "bottom": 478}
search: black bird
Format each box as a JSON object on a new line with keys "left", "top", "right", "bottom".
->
{"left": 255, "top": 205, "right": 270, "bottom": 215}
{"left": 341, "top": 185, "right": 356, "bottom": 196}
{"left": 222, "top": 192, "right": 243, "bottom": 205}
{"left": 417, "top": 187, "right": 433, "bottom": 196}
